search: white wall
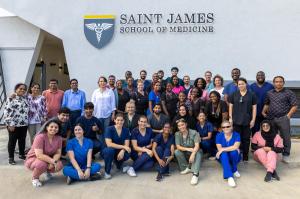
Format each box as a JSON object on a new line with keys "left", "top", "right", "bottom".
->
{"left": 0, "top": 16, "right": 43, "bottom": 93}
{"left": 1, "top": 0, "right": 300, "bottom": 98}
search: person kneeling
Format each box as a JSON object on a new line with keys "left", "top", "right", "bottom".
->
{"left": 175, "top": 118, "right": 202, "bottom": 185}
{"left": 152, "top": 122, "right": 175, "bottom": 181}
{"left": 63, "top": 123, "right": 101, "bottom": 185}
{"left": 216, "top": 121, "right": 241, "bottom": 188}
{"left": 25, "top": 120, "right": 63, "bottom": 187}
{"left": 251, "top": 120, "right": 283, "bottom": 182}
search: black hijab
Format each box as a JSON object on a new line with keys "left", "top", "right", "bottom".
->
{"left": 260, "top": 120, "right": 277, "bottom": 147}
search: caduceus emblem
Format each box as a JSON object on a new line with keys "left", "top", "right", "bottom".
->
{"left": 85, "top": 23, "right": 113, "bottom": 43}
{"left": 84, "top": 15, "right": 115, "bottom": 49}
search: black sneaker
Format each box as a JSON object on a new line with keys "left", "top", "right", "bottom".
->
{"left": 90, "top": 173, "right": 102, "bottom": 181}
{"left": 9, "top": 158, "right": 16, "bottom": 165}
{"left": 272, "top": 170, "right": 280, "bottom": 181}
{"left": 264, "top": 172, "right": 272, "bottom": 182}
{"left": 19, "top": 155, "right": 26, "bottom": 160}
{"left": 66, "top": 176, "right": 73, "bottom": 185}
{"left": 156, "top": 173, "right": 163, "bottom": 182}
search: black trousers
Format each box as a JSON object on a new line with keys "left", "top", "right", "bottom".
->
{"left": 7, "top": 126, "right": 28, "bottom": 159}
{"left": 233, "top": 124, "right": 251, "bottom": 161}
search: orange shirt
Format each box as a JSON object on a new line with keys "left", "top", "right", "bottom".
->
{"left": 42, "top": 89, "right": 64, "bottom": 118}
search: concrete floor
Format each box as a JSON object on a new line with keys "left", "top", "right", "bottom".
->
{"left": 0, "top": 128, "right": 299, "bottom": 199}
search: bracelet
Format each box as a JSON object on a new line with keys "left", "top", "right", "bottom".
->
{"left": 86, "top": 166, "right": 91, "bottom": 169}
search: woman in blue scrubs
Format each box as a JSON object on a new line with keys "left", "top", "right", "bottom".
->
{"left": 131, "top": 115, "right": 155, "bottom": 175}
{"left": 103, "top": 113, "right": 134, "bottom": 179}
{"left": 152, "top": 122, "right": 175, "bottom": 181}
{"left": 63, "top": 123, "right": 101, "bottom": 185}
{"left": 216, "top": 120, "right": 241, "bottom": 188}
{"left": 196, "top": 112, "right": 214, "bottom": 158}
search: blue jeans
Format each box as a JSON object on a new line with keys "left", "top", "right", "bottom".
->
{"left": 102, "top": 147, "right": 130, "bottom": 174}
{"left": 63, "top": 163, "right": 101, "bottom": 180}
{"left": 218, "top": 150, "right": 240, "bottom": 179}
{"left": 155, "top": 146, "right": 171, "bottom": 174}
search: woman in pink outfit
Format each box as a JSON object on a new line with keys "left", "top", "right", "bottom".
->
{"left": 251, "top": 120, "right": 283, "bottom": 182}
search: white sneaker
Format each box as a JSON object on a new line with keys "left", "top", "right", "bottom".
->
{"left": 190, "top": 175, "right": 199, "bottom": 185}
{"left": 43, "top": 172, "right": 52, "bottom": 181}
{"left": 228, "top": 177, "right": 236, "bottom": 187}
{"left": 104, "top": 172, "right": 112, "bottom": 180}
{"left": 180, "top": 168, "right": 191, "bottom": 175}
{"left": 122, "top": 166, "right": 130, "bottom": 173}
{"left": 32, "top": 179, "right": 42, "bottom": 187}
{"left": 282, "top": 156, "right": 290, "bottom": 164}
{"left": 233, "top": 171, "right": 241, "bottom": 178}
{"left": 127, "top": 167, "right": 137, "bottom": 177}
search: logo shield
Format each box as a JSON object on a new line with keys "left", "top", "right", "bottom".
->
{"left": 84, "top": 15, "right": 115, "bottom": 49}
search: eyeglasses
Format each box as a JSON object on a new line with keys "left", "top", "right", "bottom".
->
{"left": 222, "top": 126, "right": 231, "bottom": 129}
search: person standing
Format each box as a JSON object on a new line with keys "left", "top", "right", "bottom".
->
{"left": 62, "top": 79, "right": 86, "bottom": 127}
{"left": 42, "top": 79, "right": 64, "bottom": 118}
{"left": 147, "top": 82, "right": 161, "bottom": 114}
{"left": 250, "top": 71, "right": 274, "bottom": 135}
{"left": 262, "top": 76, "right": 297, "bottom": 162}
{"left": 229, "top": 78, "right": 257, "bottom": 161}
{"left": 183, "top": 75, "right": 192, "bottom": 96}
{"left": 27, "top": 83, "right": 47, "bottom": 145}
{"left": 166, "top": 67, "right": 184, "bottom": 86}
{"left": 108, "top": 75, "right": 119, "bottom": 109}
{"left": 131, "top": 80, "right": 149, "bottom": 115}
{"left": 4, "top": 83, "right": 29, "bottom": 165}
{"left": 134, "top": 70, "right": 151, "bottom": 90}
{"left": 91, "top": 76, "right": 116, "bottom": 134}
{"left": 161, "top": 82, "right": 178, "bottom": 121}
{"left": 223, "top": 68, "right": 250, "bottom": 104}
{"left": 210, "top": 75, "right": 225, "bottom": 100}
{"left": 116, "top": 80, "right": 131, "bottom": 113}
{"left": 204, "top": 71, "right": 214, "bottom": 92}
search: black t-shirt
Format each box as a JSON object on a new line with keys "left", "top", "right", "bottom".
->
{"left": 172, "top": 115, "right": 196, "bottom": 133}
{"left": 229, "top": 91, "right": 257, "bottom": 126}
{"left": 161, "top": 91, "right": 178, "bottom": 118}
{"left": 131, "top": 91, "right": 148, "bottom": 115}
{"left": 123, "top": 114, "right": 140, "bottom": 132}
{"left": 118, "top": 90, "right": 130, "bottom": 112}
{"left": 205, "top": 100, "right": 228, "bottom": 128}
{"left": 191, "top": 98, "right": 206, "bottom": 118}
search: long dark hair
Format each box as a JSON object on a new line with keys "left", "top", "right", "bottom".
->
{"left": 40, "top": 119, "right": 62, "bottom": 134}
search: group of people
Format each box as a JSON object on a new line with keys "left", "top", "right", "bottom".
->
{"left": 3, "top": 67, "right": 298, "bottom": 188}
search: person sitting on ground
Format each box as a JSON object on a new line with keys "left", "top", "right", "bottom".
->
{"left": 215, "top": 120, "right": 241, "bottom": 188}
{"left": 152, "top": 122, "right": 175, "bottom": 181}
{"left": 251, "top": 120, "right": 283, "bottom": 182}
{"left": 175, "top": 118, "right": 202, "bottom": 185}
{"left": 75, "top": 102, "right": 104, "bottom": 158}
{"left": 25, "top": 120, "right": 63, "bottom": 187}
{"left": 196, "top": 112, "right": 214, "bottom": 158}
{"left": 130, "top": 115, "right": 155, "bottom": 176}
{"left": 63, "top": 123, "right": 101, "bottom": 185}
{"left": 102, "top": 113, "right": 134, "bottom": 179}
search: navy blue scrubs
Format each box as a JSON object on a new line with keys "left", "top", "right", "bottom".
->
{"left": 131, "top": 127, "right": 154, "bottom": 171}
{"left": 103, "top": 126, "right": 131, "bottom": 174}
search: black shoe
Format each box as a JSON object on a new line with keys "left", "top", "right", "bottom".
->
{"left": 9, "top": 158, "right": 16, "bottom": 165}
{"left": 272, "top": 170, "right": 280, "bottom": 181}
{"left": 90, "top": 173, "right": 102, "bottom": 181}
{"left": 264, "top": 172, "right": 272, "bottom": 182}
{"left": 19, "top": 155, "right": 26, "bottom": 160}
{"left": 163, "top": 172, "right": 171, "bottom": 177}
{"left": 156, "top": 173, "right": 163, "bottom": 182}
{"left": 66, "top": 176, "right": 73, "bottom": 185}
{"left": 243, "top": 155, "right": 249, "bottom": 162}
